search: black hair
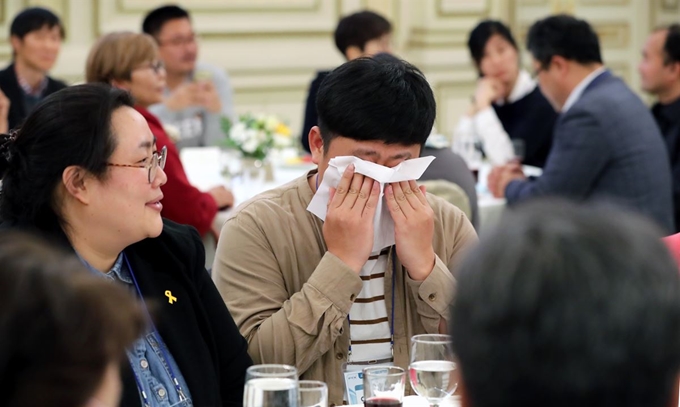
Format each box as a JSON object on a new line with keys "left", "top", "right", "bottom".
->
{"left": 662, "top": 24, "right": 680, "bottom": 65}
{"left": 467, "top": 20, "right": 518, "bottom": 69}
{"left": 0, "top": 84, "right": 134, "bottom": 231}
{"left": 450, "top": 199, "right": 680, "bottom": 407}
{"left": 527, "top": 14, "right": 602, "bottom": 69}
{"left": 10, "top": 7, "right": 65, "bottom": 40}
{"left": 142, "top": 4, "right": 190, "bottom": 37}
{"left": 334, "top": 10, "right": 392, "bottom": 57}
{"left": 316, "top": 53, "right": 435, "bottom": 151}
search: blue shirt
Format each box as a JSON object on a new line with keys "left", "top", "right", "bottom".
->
{"left": 83, "top": 253, "right": 193, "bottom": 407}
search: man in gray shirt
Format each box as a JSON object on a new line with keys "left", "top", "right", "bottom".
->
{"left": 143, "top": 5, "right": 235, "bottom": 149}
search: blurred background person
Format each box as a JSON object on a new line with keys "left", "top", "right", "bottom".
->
{"left": 301, "top": 10, "right": 392, "bottom": 152}
{"left": 86, "top": 31, "right": 234, "bottom": 238}
{"left": 143, "top": 5, "right": 234, "bottom": 149}
{"left": 455, "top": 20, "right": 556, "bottom": 168}
{"left": 0, "top": 7, "right": 66, "bottom": 131}
{"left": 0, "top": 84, "right": 251, "bottom": 406}
{"left": 451, "top": 199, "right": 680, "bottom": 407}
{"left": 488, "top": 15, "right": 674, "bottom": 233}
{"left": 0, "top": 231, "right": 145, "bottom": 407}
{"left": 639, "top": 24, "right": 680, "bottom": 233}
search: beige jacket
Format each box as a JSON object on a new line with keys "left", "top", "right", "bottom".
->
{"left": 212, "top": 171, "right": 477, "bottom": 405}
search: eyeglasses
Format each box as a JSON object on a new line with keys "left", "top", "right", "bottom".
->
{"left": 531, "top": 64, "right": 548, "bottom": 79}
{"left": 107, "top": 146, "right": 167, "bottom": 184}
{"left": 136, "top": 60, "right": 165, "bottom": 75}
{"left": 157, "top": 33, "right": 196, "bottom": 48}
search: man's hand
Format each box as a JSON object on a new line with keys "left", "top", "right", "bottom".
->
{"left": 323, "top": 165, "right": 381, "bottom": 273}
{"left": 385, "top": 180, "right": 436, "bottom": 281}
{"left": 0, "top": 88, "right": 10, "bottom": 134}
{"left": 209, "top": 185, "right": 234, "bottom": 209}
{"left": 488, "top": 162, "right": 526, "bottom": 198}
{"left": 195, "top": 81, "right": 222, "bottom": 113}
{"left": 164, "top": 82, "right": 201, "bottom": 111}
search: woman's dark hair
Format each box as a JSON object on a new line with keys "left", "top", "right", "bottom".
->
{"left": 334, "top": 10, "right": 392, "bottom": 57}
{"left": 0, "top": 84, "right": 134, "bottom": 231}
{"left": 527, "top": 14, "right": 602, "bottom": 69}
{"left": 467, "top": 20, "right": 518, "bottom": 70}
{"left": 316, "top": 53, "right": 435, "bottom": 151}
{"left": 0, "top": 231, "right": 145, "bottom": 407}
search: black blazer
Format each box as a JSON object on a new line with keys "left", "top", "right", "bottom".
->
{"left": 2, "top": 219, "right": 252, "bottom": 406}
{"left": 0, "top": 63, "right": 67, "bottom": 131}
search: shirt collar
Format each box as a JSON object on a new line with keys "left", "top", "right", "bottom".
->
{"left": 16, "top": 71, "right": 48, "bottom": 97}
{"left": 77, "top": 252, "right": 133, "bottom": 284}
{"left": 561, "top": 66, "right": 607, "bottom": 114}
{"left": 496, "top": 70, "right": 536, "bottom": 106}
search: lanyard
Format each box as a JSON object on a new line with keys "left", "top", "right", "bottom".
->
{"left": 347, "top": 249, "right": 397, "bottom": 364}
{"left": 122, "top": 253, "right": 188, "bottom": 405}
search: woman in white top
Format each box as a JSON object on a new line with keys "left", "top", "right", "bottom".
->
{"left": 455, "top": 20, "right": 557, "bottom": 168}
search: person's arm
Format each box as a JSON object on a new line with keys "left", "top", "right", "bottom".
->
{"left": 159, "top": 142, "right": 219, "bottom": 236}
{"left": 186, "top": 226, "right": 252, "bottom": 407}
{"left": 212, "top": 211, "right": 363, "bottom": 374}
{"left": 505, "top": 109, "right": 609, "bottom": 202}
{"left": 202, "top": 67, "right": 234, "bottom": 146}
{"left": 472, "top": 107, "right": 515, "bottom": 165}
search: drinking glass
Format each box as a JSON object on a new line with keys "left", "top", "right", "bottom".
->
{"left": 363, "top": 366, "right": 406, "bottom": 407}
{"left": 409, "top": 334, "right": 457, "bottom": 407}
{"left": 244, "top": 364, "right": 298, "bottom": 407}
{"left": 511, "top": 139, "right": 525, "bottom": 163}
{"left": 298, "top": 380, "right": 328, "bottom": 407}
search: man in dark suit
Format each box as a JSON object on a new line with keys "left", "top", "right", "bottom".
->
{"left": 488, "top": 15, "right": 674, "bottom": 233}
{"left": 301, "top": 10, "right": 392, "bottom": 152}
{"left": 0, "top": 7, "right": 67, "bottom": 131}
{"left": 639, "top": 24, "right": 680, "bottom": 233}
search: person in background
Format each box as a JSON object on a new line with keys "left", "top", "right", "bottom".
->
{"left": 301, "top": 10, "right": 392, "bottom": 153}
{"left": 455, "top": 20, "right": 556, "bottom": 168}
{"left": 86, "top": 31, "right": 234, "bottom": 238}
{"left": 0, "top": 7, "right": 66, "bottom": 131}
{"left": 451, "top": 199, "right": 680, "bottom": 407}
{"left": 640, "top": 24, "right": 680, "bottom": 233}
{"left": 213, "top": 54, "right": 476, "bottom": 405}
{"left": 142, "top": 5, "right": 234, "bottom": 149}
{"left": 0, "top": 84, "right": 251, "bottom": 407}
{"left": 488, "top": 15, "right": 674, "bottom": 233}
{"left": 0, "top": 231, "right": 145, "bottom": 407}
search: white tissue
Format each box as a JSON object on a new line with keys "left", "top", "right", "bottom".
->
{"left": 307, "top": 155, "right": 435, "bottom": 253}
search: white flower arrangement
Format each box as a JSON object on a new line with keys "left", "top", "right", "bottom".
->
{"left": 221, "top": 113, "right": 292, "bottom": 160}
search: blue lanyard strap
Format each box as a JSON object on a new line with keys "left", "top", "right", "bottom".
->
{"left": 347, "top": 248, "right": 397, "bottom": 363}
{"left": 123, "top": 253, "right": 188, "bottom": 403}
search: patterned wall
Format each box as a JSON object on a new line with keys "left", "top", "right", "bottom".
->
{"left": 1, "top": 0, "right": 678, "bottom": 139}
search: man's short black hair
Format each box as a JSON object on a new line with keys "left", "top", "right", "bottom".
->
{"left": 467, "top": 20, "right": 518, "bottom": 70}
{"left": 662, "top": 24, "right": 680, "bottom": 65}
{"left": 450, "top": 199, "right": 680, "bottom": 407}
{"left": 316, "top": 53, "right": 435, "bottom": 151}
{"left": 334, "top": 10, "right": 392, "bottom": 57}
{"left": 10, "top": 7, "right": 64, "bottom": 40}
{"left": 527, "top": 14, "right": 602, "bottom": 69}
{"left": 142, "top": 4, "right": 190, "bottom": 37}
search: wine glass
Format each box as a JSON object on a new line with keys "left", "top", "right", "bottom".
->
{"left": 298, "top": 380, "right": 328, "bottom": 407}
{"left": 363, "top": 366, "right": 406, "bottom": 407}
{"left": 408, "top": 334, "right": 458, "bottom": 407}
{"left": 244, "top": 364, "right": 298, "bottom": 407}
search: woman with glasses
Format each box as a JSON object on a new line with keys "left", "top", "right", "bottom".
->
{"left": 86, "top": 31, "right": 234, "bottom": 239}
{"left": 455, "top": 20, "right": 557, "bottom": 168}
{"left": 0, "top": 84, "right": 252, "bottom": 406}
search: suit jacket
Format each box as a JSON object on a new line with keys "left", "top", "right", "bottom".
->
{"left": 0, "top": 63, "right": 67, "bottom": 131}
{"left": 505, "top": 70, "right": 674, "bottom": 233}
{"left": 1, "top": 219, "right": 252, "bottom": 406}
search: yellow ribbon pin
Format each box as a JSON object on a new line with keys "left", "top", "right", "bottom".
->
{"left": 165, "top": 290, "right": 177, "bottom": 304}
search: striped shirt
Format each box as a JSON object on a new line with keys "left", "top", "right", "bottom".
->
{"left": 348, "top": 247, "right": 392, "bottom": 364}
